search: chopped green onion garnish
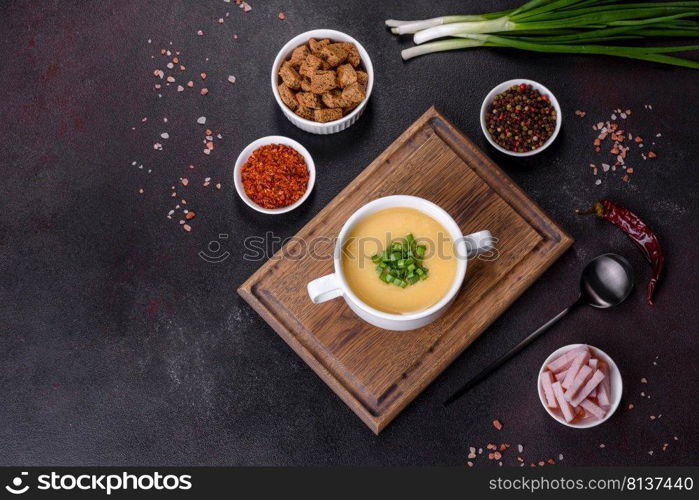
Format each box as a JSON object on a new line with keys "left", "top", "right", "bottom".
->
{"left": 373, "top": 233, "right": 429, "bottom": 287}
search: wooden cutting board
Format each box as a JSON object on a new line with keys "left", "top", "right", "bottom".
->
{"left": 238, "top": 107, "right": 573, "bottom": 434}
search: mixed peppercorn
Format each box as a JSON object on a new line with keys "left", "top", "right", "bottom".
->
{"left": 486, "top": 83, "right": 557, "bottom": 153}
{"left": 241, "top": 144, "right": 309, "bottom": 209}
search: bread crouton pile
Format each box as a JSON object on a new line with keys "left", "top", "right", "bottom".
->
{"left": 277, "top": 38, "right": 368, "bottom": 123}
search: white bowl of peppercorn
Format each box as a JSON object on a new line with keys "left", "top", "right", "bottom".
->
{"left": 234, "top": 136, "right": 316, "bottom": 214}
{"left": 480, "top": 79, "right": 562, "bottom": 157}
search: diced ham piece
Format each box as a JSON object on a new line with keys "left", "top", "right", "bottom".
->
{"left": 588, "top": 358, "right": 599, "bottom": 397}
{"left": 562, "top": 350, "right": 591, "bottom": 389}
{"left": 597, "top": 361, "right": 611, "bottom": 407}
{"left": 552, "top": 381, "right": 576, "bottom": 423}
{"left": 569, "top": 369, "right": 605, "bottom": 407}
{"left": 564, "top": 365, "right": 593, "bottom": 401}
{"left": 597, "top": 380, "right": 611, "bottom": 408}
{"left": 555, "top": 370, "right": 567, "bottom": 382}
{"left": 580, "top": 398, "right": 607, "bottom": 419}
{"left": 546, "top": 346, "right": 587, "bottom": 373}
{"left": 540, "top": 370, "right": 558, "bottom": 408}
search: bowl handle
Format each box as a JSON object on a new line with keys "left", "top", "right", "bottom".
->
{"left": 308, "top": 273, "right": 343, "bottom": 303}
{"left": 461, "top": 230, "right": 494, "bottom": 259}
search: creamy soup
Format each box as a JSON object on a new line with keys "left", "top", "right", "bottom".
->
{"left": 342, "top": 207, "right": 458, "bottom": 314}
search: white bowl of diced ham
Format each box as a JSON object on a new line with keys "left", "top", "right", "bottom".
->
{"left": 538, "top": 344, "right": 622, "bottom": 428}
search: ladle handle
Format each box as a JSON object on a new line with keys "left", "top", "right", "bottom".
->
{"left": 444, "top": 299, "right": 582, "bottom": 407}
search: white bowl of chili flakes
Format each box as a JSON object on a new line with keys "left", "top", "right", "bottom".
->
{"left": 234, "top": 136, "right": 316, "bottom": 214}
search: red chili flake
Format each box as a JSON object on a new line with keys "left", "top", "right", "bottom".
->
{"left": 492, "top": 419, "right": 503, "bottom": 431}
{"left": 241, "top": 144, "right": 309, "bottom": 209}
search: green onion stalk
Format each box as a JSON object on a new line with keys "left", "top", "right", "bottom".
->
{"left": 387, "top": 0, "right": 699, "bottom": 68}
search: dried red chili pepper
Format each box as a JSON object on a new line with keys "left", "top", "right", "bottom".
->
{"left": 577, "top": 199, "right": 664, "bottom": 305}
{"left": 241, "top": 144, "right": 309, "bottom": 209}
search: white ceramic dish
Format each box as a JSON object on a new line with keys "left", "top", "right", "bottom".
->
{"left": 480, "top": 79, "right": 562, "bottom": 157}
{"left": 306, "top": 195, "right": 493, "bottom": 331}
{"left": 233, "top": 135, "right": 315, "bottom": 214}
{"left": 271, "top": 29, "right": 374, "bottom": 135}
{"left": 538, "top": 343, "right": 622, "bottom": 428}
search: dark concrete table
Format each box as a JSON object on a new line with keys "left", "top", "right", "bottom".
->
{"left": 1, "top": 0, "right": 697, "bottom": 465}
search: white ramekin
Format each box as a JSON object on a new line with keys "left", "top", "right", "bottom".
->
{"left": 306, "top": 195, "right": 493, "bottom": 331}
{"left": 480, "top": 79, "right": 562, "bottom": 157}
{"left": 538, "top": 344, "right": 622, "bottom": 429}
{"left": 271, "top": 29, "right": 374, "bottom": 135}
{"left": 233, "top": 136, "right": 315, "bottom": 214}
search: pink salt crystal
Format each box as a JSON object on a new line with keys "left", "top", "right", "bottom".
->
{"left": 564, "top": 365, "right": 593, "bottom": 402}
{"left": 552, "top": 381, "right": 575, "bottom": 423}
{"left": 562, "top": 350, "right": 591, "bottom": 389}
{"left": 540, "top": 370, "right": 558, "bottom": 408}
{"left": 569, "top": 369, "right": 605, "bottom": 407}
{"left": 580, "top": 398, "right": 606, "bottom": 419}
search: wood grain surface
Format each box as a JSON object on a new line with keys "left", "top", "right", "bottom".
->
{"left": 238, "top": 107, "right": 573, "bottom": 433}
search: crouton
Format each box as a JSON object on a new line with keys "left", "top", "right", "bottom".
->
{"left": 319, "top": 43, "right": 348, "bottom": 67}
{"left": 294, "top": 106, "right": 314, "bottom": 121}
{"left": 310, "top": 70, "right": 337, "bottom": 94}
{"left": 296, "top": 91, "right": 322, "bottom": 109}
{"left": 336, "top": 64, "right": 357, "bottom": 88}
{"left": 314, "top": 108, "right": 343, "bottom": 123}
{"left": 300, "top": 77, "right": 312, "bottom": 92}
{"left": 356, "top": 70, "right": 368, "bottom": 86}
{"left": 343, "top": 102, "right": 359, "bottom": 116}
{"left": 299, "top": 53, "right": 325, "bottom": 78}
{"left": 278, "top": 83, "right": 298, "bottom": 111}
{"left": 308, "top": 38, "right": 330, "bottom": 56}
{"left": 340, "top": 42, "right": 361, "bottom": 67}
{"left": 289, "top": 45, "right": 310, "bottom": 68}
{"left": 341, "top": 82, "right": 365, "bottom": 105}
{"left": 278, "top": 61, "right": 301, "bottom": 90}
{"left": 281, "top": 39, "right": 367, "bottom": 123}
{"left": 321, "top": 90, "right": 348, "bottom": 108}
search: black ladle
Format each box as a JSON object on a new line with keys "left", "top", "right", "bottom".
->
{"left": 444, "top": 253, "right": 634, "bottom": 407}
